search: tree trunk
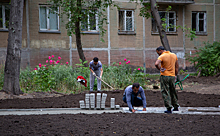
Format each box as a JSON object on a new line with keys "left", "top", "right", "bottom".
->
{"left": 150, "top": 0, "right": 171, "bottom": 52}
{"left": 1, "top": 0, "right": 24, "bottom": 95}
{"left": 75, "top": 0, "right": 88, "bottom": 67}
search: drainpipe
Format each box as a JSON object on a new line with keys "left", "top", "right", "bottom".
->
{"left": 183, "top": 5, "right": 186, "bottom": 69}
{"left": 213, "top": 0, "right": 215, "bottom": 41}
{"left": 69, "top": 11, "right": 72, "bottom": 66}
{"left": 26, "top": 0, "right": 30, "bottom": 68}
{"left": 143, "top": 16, "right": 146, "bottom": 73}
{"left": 107, "top": 5, "right": 110, "bottom": 66}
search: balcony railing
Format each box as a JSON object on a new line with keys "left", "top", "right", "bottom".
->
{"left": 143, "top": 0, "right": 194, "bottom": 5}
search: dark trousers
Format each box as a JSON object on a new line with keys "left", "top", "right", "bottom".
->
{"left": 160, "top": 75, "right": 179, "bottom": 109}
{"left": 123, "top": 94, "right": 143, "bottom": 107}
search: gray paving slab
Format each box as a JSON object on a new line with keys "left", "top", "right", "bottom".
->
{"left": 0, "top": 108, "right": 122, "bottom": 115}
{"left": 0, "top": 107, "right": 219, "bottom": 116}
{"left": 122, "top": 107, "right": 220, "bottom": 115}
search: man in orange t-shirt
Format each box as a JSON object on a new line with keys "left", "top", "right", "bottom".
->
{"left": 155, "top": 46, "right": 179, "bottom": 113}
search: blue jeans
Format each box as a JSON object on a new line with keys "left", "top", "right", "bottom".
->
{"left": 123, "top": 94, "right": 143, "bottom": 107}
{"left": 90, "top": 70, "right": 101, "bottom": 91}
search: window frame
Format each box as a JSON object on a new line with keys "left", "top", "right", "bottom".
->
{"left": 151, "top": 11, "right": 177, "bottom": 34}
{"left": 192, "top": 11, "right": 207, "bottom": 35}
{"left": 39, "top": 5, "right": 60, "bottom": 33}
{"left": 81, "top": 9, "right": 99, "bottom": 33}
{"left": 118, "top": 9, "right": 135, "bottom": 32}
{"left": 0, "top": 4, "right": 10, "bottom": 31}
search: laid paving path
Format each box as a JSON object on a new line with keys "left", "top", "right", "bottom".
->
{"left": 0, "top": 107, "right": 220, "bottom": 115}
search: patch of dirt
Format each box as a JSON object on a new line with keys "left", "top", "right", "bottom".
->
{"left": 181, "top": 76, "right": 220, "bottom": 95}
{"left": 0, "top": 76, "right": 220, "bottom": 135}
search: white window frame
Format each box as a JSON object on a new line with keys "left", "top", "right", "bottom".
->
{"left": 0, "top": 4, "right": 10, "bottom": 29}
{"left": 153, "top": 11, "right": 176, "bottom": 33}
{"left": 192, "top": 12, "right": 207, "bottom": 33}
{"left": 119, "top": 10, "right": 134, "bottom": 31}
{"left": 39, "top": 5, "right": 59, "bottom": 31}
{"left": 81, "top": 9, "right": 99, "bottom": 32}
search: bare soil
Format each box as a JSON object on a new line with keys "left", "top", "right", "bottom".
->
{"left": 0, "top": 76, "right": 220, "bottom": 136}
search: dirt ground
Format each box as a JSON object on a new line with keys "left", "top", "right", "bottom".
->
{"left": 0, "top": 76, "right": 220, "bottom": 135}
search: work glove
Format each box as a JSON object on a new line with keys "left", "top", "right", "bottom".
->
{"left": 100, "top": 75, "right": 102, "bottom": 79}
{"left": 160, "top": 68, "right": 166, "bottom": 72}
{"left": 93, "top": 72, "right": 96, "bottom": 76}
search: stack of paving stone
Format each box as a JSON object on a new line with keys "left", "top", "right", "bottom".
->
{"left": 90, "top": 93, "right": 95, "bottom": 109}
{"left": 79, "top": 93, "right": 120, "bottom": 110}
{"left": 96, "top": 93, "right": 101, "bottom": 110}
{"left": 85, "top": 94, "right": 90, "bottom": 109}
{"left": 101, "top": 93, "right": 107, "bottom": 110}
{"left": 115, "top": 105, "right": 120, "bottom": 109}
{"left": 79, "top": 100, "right": 85, "bottom": 109}
{"left": 111, "top": 98, "right": 115, "bottom": 109}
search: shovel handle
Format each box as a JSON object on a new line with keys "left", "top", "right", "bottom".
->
{"left": 94, "top": 75, "right": 114, "bottom": 90}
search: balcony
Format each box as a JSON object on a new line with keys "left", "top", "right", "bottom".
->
{"left": 143, "top": 0, "right": 194, "bottom": 5}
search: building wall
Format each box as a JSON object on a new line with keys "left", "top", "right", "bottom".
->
{"left": 184, "top": 0, "right": 219, "bottom": 68}
{"left": 0, "top": 0, "right": 219, "bottom": 72}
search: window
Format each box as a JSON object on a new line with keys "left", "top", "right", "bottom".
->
{"left": 118, "top": 10, "right": 134, "bottom": 32}
{"left": 192, "top": 12, "right": 206, "bottom": 34}
{"left": 39, "top": 6, "right": 59, "bottom": 31}
{"left": 0, "top": 4, "right": 10, "bottom": 29}
{"left": 81, "top": 9, "right": 98, "bottom": 32}
{"left": 152, "top": 11, "right": 176, "bottom": 33}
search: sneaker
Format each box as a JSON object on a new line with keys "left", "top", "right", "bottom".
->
{"left": 173, "top": 108, "right": 179, "bottom": 111}
{"left": 164, "top": 110, "right": 172, "bottom": 114}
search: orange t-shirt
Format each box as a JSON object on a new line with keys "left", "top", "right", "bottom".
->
{"left": 157, "top": 51, "right": 178, "bottom": 76}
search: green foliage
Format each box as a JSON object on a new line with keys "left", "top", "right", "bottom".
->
{"left": 177, "top": 25, "right": 197, "bottom": 41}
{"left": 0, "top": 56, "right": 158, "bottom": 93}
{"left": 0, "top": 65, "right": 4, "bottom": 90}
{"left": 139, "top": 2, "right": 151, "bottom": 19}
{"left": 32, "top": 65, "right": 56, "bottom": 92}
{"left": 179, "top": 69, "right": 188, "bottom": 75}
{"left": 102, "top": 61, "right": 150, "bottom": 90}
{"left": 14, "top": 56, "right": 153, "bottom": 93}
{"left": 186, "top": 41, "right": 220, "bottom": 76}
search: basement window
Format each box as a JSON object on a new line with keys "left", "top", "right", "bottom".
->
{"left": 81, "top": 9, "right": 99, "bottom": 34}
{"left": 39, "top": 5, "right": 60, "bottom": 33}
{"left": 192, "top": 12, "right": 207, "bottom": 35}
{"left": 0, "top": 4, "right": 10, "bottom": 31}
{"left": 152, "top": 11, "right": 176, "bottom": 34}
{"left": 118, "top": 10, "right": 135, "bottom": 35}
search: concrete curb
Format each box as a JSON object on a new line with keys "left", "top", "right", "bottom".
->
{"left": 122, "top": 107, "right": 220, "bottom": 115}
{"left": 0, "top": 107, "right": 219, "bottom": 116}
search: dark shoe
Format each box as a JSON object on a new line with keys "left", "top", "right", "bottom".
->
{"left": 173, "top": 108, "right": 179, "bottom": 111}
{"left": 164, "top": 110, "right": 172, "bottom": 114}
{"left": 164, "top": 108, "right": 172, "bottom": 113}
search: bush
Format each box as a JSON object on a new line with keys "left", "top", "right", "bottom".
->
{"left": 186, "top": 41, "right": 220, "bottom": 76}
{"left": 0, "top": 65, "right": 4, "bottom": 90}
{"left": 0, "top": 56, "right": 152, "bottom": 94}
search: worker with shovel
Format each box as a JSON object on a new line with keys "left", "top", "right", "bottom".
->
{"left": 89, "top": 57, "right": 103, "bottom": 92}
{"left": 123, "top": 83, "right": 147, "bottom": 113}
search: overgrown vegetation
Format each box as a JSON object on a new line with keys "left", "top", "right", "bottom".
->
{"left": 186, "top": 41, "right": 220, "bottom": 76}
{"left": 0, "top": 56, "right": 153, "bottom": 94}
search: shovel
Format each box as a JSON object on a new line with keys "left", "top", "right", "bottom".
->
{"left": 94, "top": 75, "right": 114, "bottom": 90}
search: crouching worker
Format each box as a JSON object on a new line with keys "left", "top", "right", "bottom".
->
{"left": 123, "top": 83, "right": 147, "bottom": 113}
